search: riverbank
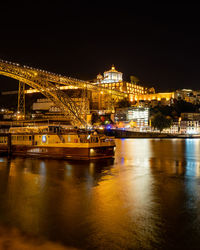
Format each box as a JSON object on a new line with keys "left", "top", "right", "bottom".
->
{"left": 101, "top": 129, "right": 200, "bottom": 139}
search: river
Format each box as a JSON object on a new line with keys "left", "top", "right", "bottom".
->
{"left": 1, "top": 138, "right": 200, "bottom": 249}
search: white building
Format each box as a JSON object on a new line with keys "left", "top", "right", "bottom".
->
{"left": 98, "top": 65, "right": 123, "bottom": 84}
{"left": 115, "top": 107, "right": 149, "bottom": 129}
{"left": 175, "top": 89, "right": 200, "bottom": 104}
{"left": 180, "top": 120, "right": 200, "bottom": 134}
{"left": 127, "top": 107, "right": 149, "bottom": 127}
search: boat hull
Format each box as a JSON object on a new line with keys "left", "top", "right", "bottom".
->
{"left": 0, "top": 145, "right": 115, "bottom": 160}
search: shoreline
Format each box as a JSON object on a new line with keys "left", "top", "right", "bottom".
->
{"left": 102, "top": 129, "right": 200, "bottom": 139}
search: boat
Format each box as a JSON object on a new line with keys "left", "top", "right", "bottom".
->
{"left": 0, "top": 125, "right": 116, "bottom": 160}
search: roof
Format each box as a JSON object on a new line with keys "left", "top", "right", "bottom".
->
{"left": 104, "top": 65, "right": 122, "bottom": 74}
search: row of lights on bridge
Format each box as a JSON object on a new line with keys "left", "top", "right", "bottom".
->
{"left": 0, "top": 59, "right": 124, "bottom": 96}
{"left": 0, "top": 58, "right": 88, "bottom": 84}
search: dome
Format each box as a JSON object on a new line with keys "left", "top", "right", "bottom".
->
{"left": 102, "top": 65, "right": 123, "bottom": 83}
{"left": 104, "top": 65, "right": 121, "bottom": 74}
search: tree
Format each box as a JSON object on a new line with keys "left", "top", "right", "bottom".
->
{"left": 151, "top": 113, "right": 172, "bottom": 132}
{"left": 150, "top": 100, "right": 200, "bottom": 119}
{"left": 173, "top": 100, "right": 198, "bottom": 115}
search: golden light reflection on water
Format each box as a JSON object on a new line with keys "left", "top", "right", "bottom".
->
{"left": 85, "top": 139, "right": 159, "bottom": 249}
{"left": 1, "top": 139, "right": 200, "bottom": 249}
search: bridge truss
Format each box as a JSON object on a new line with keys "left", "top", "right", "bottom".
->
{"left": 0, "top": 59, "right": 126, "bottom": 127}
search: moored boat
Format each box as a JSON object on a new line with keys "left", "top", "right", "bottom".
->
{"left": 0, "top": 125, "right": 116, "bottom": 160}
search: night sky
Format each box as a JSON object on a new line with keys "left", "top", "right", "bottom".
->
{"left": 0, "top": 3, "right": 200, "bottom": 92}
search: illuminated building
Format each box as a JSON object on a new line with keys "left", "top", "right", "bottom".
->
{"left": 175, "top": 89, "right": 200, "bottom": 104}
{"left": 96, "top": 65, "right": 148, "bottom": 102}
{"left": 179, "top": 113, "right": 200, "bottom": 134}
{"left": 157, "top": 113, "right": 200, "bottom": 135}
{"left": 175, "top": 89, "right": 193, "bottom": 99}
{"left": 162, "top": 121, "right": 179, "bottom": 134}
{"left": 32, "top": 97, "right": 89, "bottom": 116}
{"left": 115, "top": 107, "right": 149, "bottom": 128}
{"left": 180, "top": 120, "right": 200, "bottom": 134}
{"left": 127, "top": 107, "right": 149, "bottom": 127}
{"left": 137, "top": 92, "right": 175, "bottom": 102}
{"left": 100, "top": 65, "right": 123, "bottom": 83}
{"left": 181, "top": 113, "right": 200, "bottom": 121}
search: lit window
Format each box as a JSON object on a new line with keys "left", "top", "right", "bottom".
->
{"left": 42, "top": 135, "right": 47, "bottom": 143}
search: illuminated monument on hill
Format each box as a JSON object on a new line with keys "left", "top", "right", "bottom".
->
{"left": 97, "top": 65, "right": 123, "bottom": 84}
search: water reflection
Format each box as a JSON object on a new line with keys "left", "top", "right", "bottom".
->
{"left": 1, "top": 139, "right": 200, "bottom": 249}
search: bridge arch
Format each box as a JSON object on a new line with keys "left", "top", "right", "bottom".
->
{"left": 0, "top": 59, "right": 126, "bottom": 126}
{"left": 0, "top": 60, "right": 87, "bottom": 126}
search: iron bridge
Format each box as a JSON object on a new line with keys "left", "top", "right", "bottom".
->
{"left": 0, "top": 59, "right": 126, "bottom": 126}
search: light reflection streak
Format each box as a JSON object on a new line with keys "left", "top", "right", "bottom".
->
{"left": 39, "top": 161, "right": 46, "bottom": 187}
{"left": 88, "top": 139, "right": 160, "bottom": 249}
{"left": 185, "top": 139, "right": 200, "bottom": 177}
{"left": 183, "top": 140, "right": 200, "bottom": 218}
{"left": 65, "top": 164, "right": 72, "bottom": 177}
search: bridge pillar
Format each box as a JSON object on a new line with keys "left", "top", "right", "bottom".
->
{"left": 17, "top": 81, "right": 25, "bottom": 120}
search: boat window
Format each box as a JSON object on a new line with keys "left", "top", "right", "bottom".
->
{"left": 100, "top": 137, "right": 106, "bottom": 142}
{"left": 0, "top": 137, "right": 4, "bottom": 143}
{"left": 91, "top": 136, "right": 98, "bottom": 143}
{"left": 42, "top": 135, "right": 47, "bottom": 143}
{"left": 80, "top": 135, "right": 88, "bottom": 143}
{"left": 79, "top": 135, "right": 99, "bottom": 143}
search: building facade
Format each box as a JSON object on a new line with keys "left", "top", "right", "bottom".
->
{"left": 97, "top": 66, "right": 147, "bottom": 97}
{"left": 115, "top": 107, "right": 149, "bottom": 129}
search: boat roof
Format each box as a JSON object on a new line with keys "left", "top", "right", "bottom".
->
{"left": 9, "top": 125, "right": 74, "bottom": 133}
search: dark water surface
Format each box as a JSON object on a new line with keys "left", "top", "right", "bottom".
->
{"left": 1, "top": 139, "right": 200, "bottom": 249}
